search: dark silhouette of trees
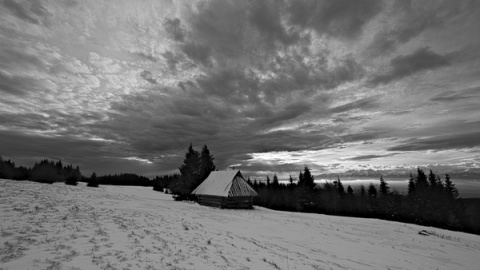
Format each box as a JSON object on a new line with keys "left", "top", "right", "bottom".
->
{"left": 0, "top": 156, "right": 82, "bottom": 184}
{"left": 87, "top": 172, "right": 99, "bottom": 187}
{"left": 95, "top": 173, "right": 152, "bottom": 186}
{"left": 379, "top": 175, "right": 389, "bottom": 196}
{"left": 347, "top": 185, "right": 353, "bottom": 195}
{"left": 30, "top": 160, "right": 64, "bottom": 183}
{"left": 170, "top": 144, "right": 216, "bottom": 197}
{"left": 368, "top": 183, "right": 377, "bottom": 198}
{"left": 298, "top": 166, "right": 315, "bottom": 190}
{"left": 65, "top": 165, "right": 81, "bottom": 186}
{"left": 407, "top": 172, "right": 415, "bottom": 196}
{"left": 296, "top": 166, "right": 316, "bottom": 210}
{"left": 153, "top": 174, "right": 179, "bottom": 191}
{"left": 288, "top": 175, "right": 294, "bottom": 187}
{"left": 251, "top": 168, "right": 472, "bottom": 234}
{"left": 444, "top": 174, "right": 459, "bottom": 199}
{"left": 335, "top": 177, "right": 345, "bottom": 196}
{"left": 0, "top": 156, "right": 29, "bottom": 180}
{"left": 199, "top": 145, "right": 216, "bottom": 182}
{"left": 272, "top": 174, "right": 279, "bottom": 188}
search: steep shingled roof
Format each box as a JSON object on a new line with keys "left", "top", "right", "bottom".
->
{"left": 191, "top": 170, "right": 257, "bottom": 197}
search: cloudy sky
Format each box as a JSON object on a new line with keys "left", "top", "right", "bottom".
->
{"left": 1, "top": 0, "right": 479, "bottom": 179}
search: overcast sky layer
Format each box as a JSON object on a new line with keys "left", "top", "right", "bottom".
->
{"left": 1, "top": 0, "right": 479, "bottom": 179}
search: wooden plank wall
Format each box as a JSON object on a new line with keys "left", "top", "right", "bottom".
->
{"left": 198, "top": 195, "right": 253, "bottom": 209}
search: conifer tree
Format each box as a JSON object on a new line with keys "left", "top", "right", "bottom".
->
{"left": 347, "top": 185, "right": 353, "bottom": 195}
{"left": 199, "top": 145, "right": 215, "bottom": 183}
{"left": 379, "top": 175, "right": 389, "bottom": 196}
{"left": 360, "top": 184, "right": 366, "bottom": 197}
{"left": 368, "top": 183, "right": 377, "bottom": 198}
{"left": 288, "top": 175, "right": 294, "bottom": 186}
{"left": 298, "top": 166, "right": 315, "bottom": 190}
{"left": 407, "top": 172, "right": 416, "bottom": 196}
{"left": 415, "top": 168, "right": 429, "bottom": 192}
{"left": 272, "top": 174, "right": 279, "bottom": 188}
{"left": 175, "top": 143, "right": 201, "bottom": 195}
{"left": 87, "top": 172, "right": 99, "bottom": 187}
{"left": 335, "top": 177, "right": 345, "bottom": 196}
{"left": 443, "top": 174, "right": 459, "bottom": 200}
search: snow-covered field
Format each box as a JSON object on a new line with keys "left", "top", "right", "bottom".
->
{"left": 1, "top": 179, "right": 479, "bottom": 270}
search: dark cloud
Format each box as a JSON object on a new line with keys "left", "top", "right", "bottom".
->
{"left": 258, "top": 52, "right": 364, "bottom": 102}
{"left": 0, "top": 130, "right": 106, "bottom": 163}
{"left": 430, "top": 87, "right": 480, "bottom": 102}
{"left": 0, "top": 72, "right": 46, "bottom": 96}
{"left": 369, "top": 47, "right": 451, "bottom": 85}
{"left": 250, "top": 130, "right": 334, "bottom": 153}
{"left": 1, "top": 0, "right": 49, "bottom": 24}
{"left": 187, "top": 0, "right": 250, "bottom": 58}
{"left": 347, "top": 153, "right": 398, "bottom": 161}
{"left": 139, "top": 70, "right": 157, "bottom": 84}
{"left": 162, "top": 51, "right": 181, "bottom": 71}
{"left": 0, "top": 46, "right": 45, "bottom": 71}
{"left": 163, "top": 17, "right": 185, "bottom": 42}
{"left": 248, "top": 0, "right": 300, "bottom": 46}
{"left": 327, "top": 57, "right": 365, "bottom": 86}
{"left": 288, "top": 0, "right": 383, "bottom": 39}
{"left": 366, "top": 15, "right": 441, "bottom": 57}
{"left": 388, "top": 131, "right": 480, "bottom": 152}
{"left": 0, "top": 112, "right": 53, "bottom": 131}
{"left": 180, "top": 42, "right": 211, "bottom": 66}
{"left": 366, "top": 1, "right": 480, "bottom": 57}
{"left": 255, "top": 101, "right": 312, "bottom": 128}
{"left": 196, "top": 68, "right": 260, "bottom": 103}
{"left": 0, "top": 130, "right": 162, "bottom": 176}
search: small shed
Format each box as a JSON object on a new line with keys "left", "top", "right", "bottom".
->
{"left": 191, "top": 170, "right": 257, "bottom": 209}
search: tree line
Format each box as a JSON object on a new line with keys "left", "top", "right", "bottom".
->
{"left": 1, "top": 156, "right": 82, "bottom": 184}
{"left": 0, "top": 155, "right": 152, "bottom": 187}
{"left": 249, "top": 167, "right": 478, "bottom": 234}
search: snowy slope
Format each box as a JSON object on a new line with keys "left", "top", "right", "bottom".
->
{"left": 1, "top": 179, "right": 479, "bottom": 270}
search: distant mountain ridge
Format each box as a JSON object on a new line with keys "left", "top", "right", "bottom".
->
{"left": 317, "top": 167, "right": 480, "bottom": 180}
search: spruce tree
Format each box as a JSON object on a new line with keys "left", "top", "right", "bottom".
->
{"left": 272, "top": 174, "right": 279, "bottom": 188}
{"left": 379, "top": 175, "right": 389, "bottom": 196}
{"left": 407, "top": 172, "right": 416, "bottom": 196}
{"left": 176, "top": 144, "right": 201, "bottom": 195}
{"left": 368, "top": 183, "right": 377, "bottom": 198}
{"left": 87, "top": 172, "right": 99, "bottom": 187}
{"left": 335, "top": 177, "right": 345, "bottom": 196}
{"left": 299, "top": 166, "right": 315, "bottom": 190}
{"left": 199, "top": 145, "right": 216, "bottom": 183}
{"left": 347, "top": 185, "right": 353, "bottom": 195}
{"left": 289, "top": 175, "right": 294, "bottom": 186}
{"left": 415, "top": 168, "right": 429, "bottom": 192}
{"left": 360, "top": 184, "right": 366, "bottom": 197}
{"left": 443, "top": 174, "right": 459, "bottom": 200}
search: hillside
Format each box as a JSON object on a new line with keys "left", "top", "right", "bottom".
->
{"left": 1, "top": 179, "right": 479, "bottom": 270}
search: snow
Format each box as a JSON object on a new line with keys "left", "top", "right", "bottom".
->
{"left": 1, "top": 179, "right": 479, "bottom": 270}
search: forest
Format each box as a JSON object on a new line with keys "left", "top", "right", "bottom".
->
{"left": 248, "top": 166, "right": 479, "bottom": 234}
{"left": 0, "top": 156, "right": 151, "bottom": 187}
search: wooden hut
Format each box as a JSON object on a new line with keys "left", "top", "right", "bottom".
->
{"left": 191, "top": 170, "right": 257, "bottom": 209}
